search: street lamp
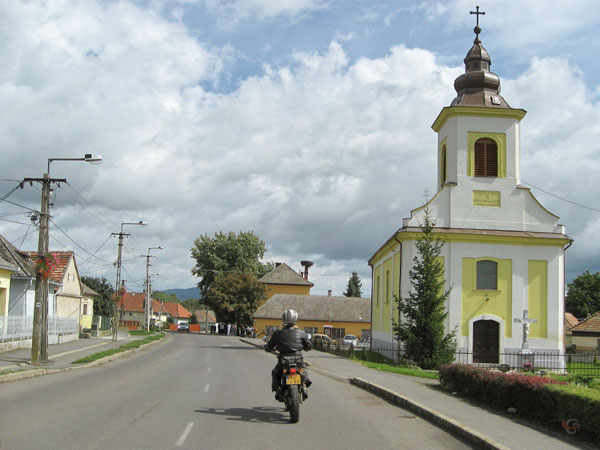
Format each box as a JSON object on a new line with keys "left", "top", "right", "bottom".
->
{"left": 145, "top": 246, "right": 163, "bottom": 331}
{"left": 112, "top": 221, "right": 147, "bottom": 341}
{"left": 30, "top": 154, "right": 102, "bottom": 365}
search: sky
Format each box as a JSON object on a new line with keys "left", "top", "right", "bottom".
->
{"left": 1, "top": 0, "right": 600, "bottom": 297}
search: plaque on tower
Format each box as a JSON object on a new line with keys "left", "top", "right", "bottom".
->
{"left": 473, "top": 190, "right": 501, "bottom": 207}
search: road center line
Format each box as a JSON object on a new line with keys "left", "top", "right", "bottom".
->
{"left": 204, "top": 383, "right": 210, "bottom": 393}
{"left": 175, "top": 422, "right": 194, "bottom": 446}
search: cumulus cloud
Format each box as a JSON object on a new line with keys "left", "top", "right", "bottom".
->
{"left": 1, "top": 0, "right": 600, "bottom": 295}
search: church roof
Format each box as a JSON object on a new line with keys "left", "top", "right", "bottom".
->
{"left": 253, "top": 293, "right": 370, "bottom": 322}
{"left": 451, "top": 18, "right": 510, "bottom": 108}
{"left": 259, "top": 262, "right": 313, "bottom": 287}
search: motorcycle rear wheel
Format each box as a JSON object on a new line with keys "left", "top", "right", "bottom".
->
{"left": 287, "top": 386, "right": 300, "bottom": 423}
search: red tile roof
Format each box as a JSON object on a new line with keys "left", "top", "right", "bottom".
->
{"left": 569, "top": 312, "right": 600, "bottom": 333}
{"left": 162, "top": 301, "right": 191, "bottom": 319}
{"left": 28, "top": 250, "right": 73, "bottom": 283}
{"left": 564, "top": 312, "right": 579, "bottom": 334}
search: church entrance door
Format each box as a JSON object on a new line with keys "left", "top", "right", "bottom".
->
{"left": 473, "top": 320, "right": 499, "bottom": 363}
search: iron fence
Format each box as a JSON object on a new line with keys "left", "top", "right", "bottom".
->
{"left": 313, "top": 342, "right": 600, "bottom": 376}
{"left": 0, "top": 316, "right": 78, "bottom": 342}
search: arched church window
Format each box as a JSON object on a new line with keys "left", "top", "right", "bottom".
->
{"left": 476, "top": 260, "right": 497, "bottom": 290}
{"left": 441, "top": 145, "right": 447, "bottom": 185}
{"left": 474, "top": 138, "right": 497, "bottom": 177}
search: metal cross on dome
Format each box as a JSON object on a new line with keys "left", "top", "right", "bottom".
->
{"left": 470, "top": 5, "right": 485, "bottom": 41}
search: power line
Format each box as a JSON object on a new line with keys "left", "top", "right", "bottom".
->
{"left": 49, "top": 219, "right": 112, "bottom": 264}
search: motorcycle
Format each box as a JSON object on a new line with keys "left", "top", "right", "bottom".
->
{"left": 277, "top": 355, "right": 309, "bottom": 423}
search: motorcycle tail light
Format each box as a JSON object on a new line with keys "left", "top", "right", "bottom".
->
{"left": 290, "top": 368, "right": 297, "bottom": 374}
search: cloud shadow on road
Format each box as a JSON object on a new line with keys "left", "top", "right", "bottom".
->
{"left": 194, "top": 406, "right": 291, "bottom": 424}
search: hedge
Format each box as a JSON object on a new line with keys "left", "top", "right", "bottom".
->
{"left": 438, "top": 364, "right": 600, "bottom": 441}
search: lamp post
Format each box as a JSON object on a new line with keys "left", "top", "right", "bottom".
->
{"left": 28, "top": 154, "right": 102, "bottom": 365}
{"left": 112, "top": 221, "right": 147, "bottom": 341}
{"left": 145, "top": 246, "right": 162, "bottom": 331}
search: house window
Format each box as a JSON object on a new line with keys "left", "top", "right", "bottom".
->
{"left": 304, "top": 327, "right": 318, "bottom": 335}
{"left": 476, "top": 260, "right": 498, "bottom": 290}
{"left": 331, "top": 328, "right": 345, "bottom": 339}
{"left": 265, "top": 325, "right": 279, "bottom": 336}
{"left": 83, "top": 304, "right": 88, "bottom": 315}
{"left": 375, "top": 275, "right": 380, "bottom": 306}
{"left": 474, "top": 138, "right": 498, "bottom": 177}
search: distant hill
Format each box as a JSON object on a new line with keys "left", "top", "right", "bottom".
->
{"left": 163, "top": 287, "right": 202, "bottom": 301}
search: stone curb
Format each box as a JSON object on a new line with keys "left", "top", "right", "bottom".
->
{"left": 350, "top": 378, "right": 509, "bottom": 450}
{"left": 239, "top": 338, "right": 508, "bottom": 450}
{"left": 0, "top": 334, "right": 168, "bottom": 383}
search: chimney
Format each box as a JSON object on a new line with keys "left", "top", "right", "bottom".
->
{"left": 300, "top": 260, "right": 313, "bottom": 281}
{"left": 275, "top": 262, "right": 281, "bottom": 267}
{"left": 328, "top": 290, "right": 332, "bottom": 296}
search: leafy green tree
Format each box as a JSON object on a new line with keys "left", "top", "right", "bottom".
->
{"left": 182, "top": 298, "right": 202, "bottom": 312}
{"left": 393, "top": 212, "right": 456, "bottom": 369}
{"left": 344, "top": 272, "right": 363, "bottom": 297}
{"left": 566, "top": 270, "right": 600, "bottom": 318}
{"left": 189, "top": 312, "right": 199, "bottom": 324}
{"left": 190, "top": 231, "right": 269, "bottom": 296}
{"left": 204, "top": 273, "right": 266, "bottom": 329}
{"left": 81, "top": 276, "right": 114, "bottom": 316}
{"left": 152, "top": 291, "right": 180, "bottom": 304}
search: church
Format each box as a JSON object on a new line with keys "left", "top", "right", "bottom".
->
{"left": 368, "top": 16, "right": 571, "bottom": 363}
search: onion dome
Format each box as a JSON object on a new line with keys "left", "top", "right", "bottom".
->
{"left": 451, "top": 23, "right": 510, "bottom": 108}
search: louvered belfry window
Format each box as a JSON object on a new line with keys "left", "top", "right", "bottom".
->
{"left": 474, "top": 138, "right": 498, "bottom": 177}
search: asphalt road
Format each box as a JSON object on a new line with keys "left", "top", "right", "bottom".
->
{"left": 0, "top": 333, "right": 473, "bottom": 450}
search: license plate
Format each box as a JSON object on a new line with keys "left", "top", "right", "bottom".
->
{"left": 286, "top": 374, "right": 301, "bottom": 385}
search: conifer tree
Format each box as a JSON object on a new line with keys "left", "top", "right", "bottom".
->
{"left": 344, "top": 272, "right": 363, "bottom": 297}
{"left": 393, "top": 211, "right": 456, "bottom": 369}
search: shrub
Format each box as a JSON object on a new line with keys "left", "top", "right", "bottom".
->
{"left": 439, "top": 364, "right": 600, "bottom": 440}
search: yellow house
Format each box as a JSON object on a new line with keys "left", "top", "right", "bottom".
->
{"left": 258, "top": 262, "right": 313, "bottom": 306}
{"left": 253, "top": 293, "right": 371, "bottom": 340}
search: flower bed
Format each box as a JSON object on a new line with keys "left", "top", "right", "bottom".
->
{"left": 438, "top": 364, "right": 600, "bottom": 441}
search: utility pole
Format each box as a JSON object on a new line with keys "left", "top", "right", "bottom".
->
{"left": 111, "top": 221, "right": 147, "bottom": 340}
{"left": 25, "top": 175, "right": 65, "bottom": 364}
{"left": 144, "top": 247, "right": 162, "bottom": 332}
{"left": 25, "top": 154, "right": 102, "bottom": 364}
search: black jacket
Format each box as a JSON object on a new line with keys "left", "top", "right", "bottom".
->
{"left": 265, "top": 325, "right": 312, "bottom": 356}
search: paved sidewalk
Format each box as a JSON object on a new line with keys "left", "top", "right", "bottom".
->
{"left": 240, "top": 338, "right": 594, "bottom": 450}
{"left": 0, "top": 331, "right": 155, "bottom": 379}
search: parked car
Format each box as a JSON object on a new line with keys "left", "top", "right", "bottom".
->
{"left": 356, "top": 337, "right": 371, "bottom": 349}
{"left": 342, "top": 334, "right": 359, "bottom": 347}
{"left": 177, "top": 321, "right": 190, "bottom": 332}
{"left": 311, "top": 333, "right": 332, "bottom": 347}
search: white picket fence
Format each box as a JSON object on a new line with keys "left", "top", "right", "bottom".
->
{"left": 0, "top": 316, "right": 78, "bottom": 342}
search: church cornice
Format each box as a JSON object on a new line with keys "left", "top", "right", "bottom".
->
{"left": 369, "top": 227, "right": 572, "bottom": 265}
{"left": 432, "top": 106, "right": 527, "bottom": 132}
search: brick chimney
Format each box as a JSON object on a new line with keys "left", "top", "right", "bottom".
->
{"left": 328, "top": 290, "right": 332, "bottom": 296}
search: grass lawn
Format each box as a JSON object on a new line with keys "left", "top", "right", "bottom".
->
{"left": 72, "top": 333, "right": 165, "bottom": 364}
{"left": 356, "top": 361, "right": 439, "bottom": 380}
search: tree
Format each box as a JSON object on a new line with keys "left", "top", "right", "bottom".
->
{"left": 393, "top": 212, "right": 456, "bottom": 369}
{"left": 152, "top": 291, "right": 180, "bottom": 304}
{"left": 190, "top": 231, "right": 269, "bottom": 296}
{"left": 344, "top": 272, "right": 363, "bottom": 297}
{"left": 204, "top": 273, "right": 266, "bottom": 328}
{"left": 182, "top": 298, "right": 203, "bottom": 312}
{"left": 81, "top": 276, "right": 114, "bottom": 316}
{"left": 566, "top": 270, "right": 600, "bottom": 318}
{"left": 189, "top": 312, "right": 199, "bottom": 324}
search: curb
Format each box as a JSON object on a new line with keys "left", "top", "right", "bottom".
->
{"left": 239, "top": 338, "right": 507, "bottom": 450}
{"left": 349, "top": 378, "right": 509, "bottom": 450}
{"left": 0, "top": 334, "right": 167, "bottom": 383}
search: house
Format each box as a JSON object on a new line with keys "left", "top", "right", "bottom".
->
{"left": 0, "top": 235, "right": 59, "bottom": 318}
{"left": 81, "top": 283, "right": 98, "bottom": 330}
{"left": 259, "top": 262, "right": 313, "bottom": 306}
{"left": 119, "top": 291, "right": 161, "bottom": 327}
{"left": 162, "top": 301, "right": 191, "bottom": 323}
{"left": 369, "top": 22, "right": 571, "bottom": 363}
{"left": 253, "top": 293, "right": 371, "bottom": 340}
{"left": 41, "top": 251, "right": 89, "bottom": 333}
{"left": 567, "top": 312, "right": 600, "bottom": 352}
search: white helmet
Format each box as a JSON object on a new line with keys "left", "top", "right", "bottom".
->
{"left": 282, "top": 309, "right": 298, "bottom": 326}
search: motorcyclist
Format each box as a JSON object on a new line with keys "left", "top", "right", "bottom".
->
{"left": 264, "top": 309, "right": 312, "bottom": 400}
